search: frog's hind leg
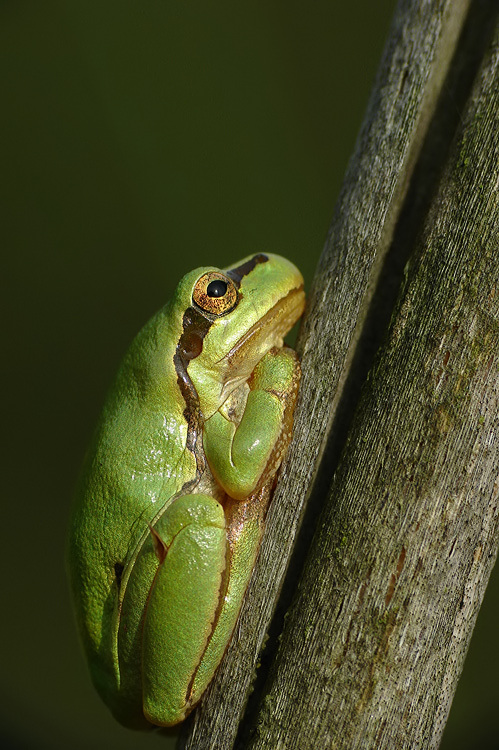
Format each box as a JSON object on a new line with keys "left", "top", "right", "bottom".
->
{"left": 187, "top": 483, "right": 271, "bottom": 707}
{"left": 123, "top": 493, "right": 228, "bottom": 727}
{"left": 119, "top": 487, "right": 269, "bottom": 727}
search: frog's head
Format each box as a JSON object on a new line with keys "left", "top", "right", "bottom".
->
{"left": 171, "top": 253, "right": 305, "bottom": 418}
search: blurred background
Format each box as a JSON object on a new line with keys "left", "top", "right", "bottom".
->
{"left": 2, "top": 1, "right": 498, "bottom": 748}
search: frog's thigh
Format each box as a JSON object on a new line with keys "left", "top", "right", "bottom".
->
{"left": 142, "top": 493, "right": 226, "bottom": 727}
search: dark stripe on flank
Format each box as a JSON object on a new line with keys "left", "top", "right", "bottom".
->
{"left": 173, "top": 306, "right": 213, "bottom": 456}
{"left": 226, "top": 253, "right": 268, "bottom": 287}
{"left": 173, "top": 253, "right": 268, "bottom": 459}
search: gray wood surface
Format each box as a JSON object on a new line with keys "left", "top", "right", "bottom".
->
{"left": 179, "top": 0, "right": 499, "bottom": 747}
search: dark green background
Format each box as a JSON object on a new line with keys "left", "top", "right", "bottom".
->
{"left": 2, "top": 2, "right": 498, "bottom": 748}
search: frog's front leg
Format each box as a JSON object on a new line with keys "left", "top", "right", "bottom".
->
{"left": 203, "top": 346, "right": 301, "bottom": 501}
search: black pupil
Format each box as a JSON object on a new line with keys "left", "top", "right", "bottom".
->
{"left": 206, "top": 279, "right": 228, "bottom": 298}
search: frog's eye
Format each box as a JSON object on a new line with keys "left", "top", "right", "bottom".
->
{"left": 192, "top": 272, "right": 239, "bottom": 315}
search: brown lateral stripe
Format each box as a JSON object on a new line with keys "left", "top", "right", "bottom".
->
{"left": 173, "top": 253, "right": 268, "bottom": 454}
{"left": 173, "top": 306, "right": 214, "bottom": 455}
{"left": 227, "top": 253, "right": 268, "bottom": 287}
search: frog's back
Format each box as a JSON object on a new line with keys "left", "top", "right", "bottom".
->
{"left": 68, "top": 300, "right": 197, "bottom": 693}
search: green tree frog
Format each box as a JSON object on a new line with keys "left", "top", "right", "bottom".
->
{"left": 68, "top": 253, "right": 305, "bottom": 728}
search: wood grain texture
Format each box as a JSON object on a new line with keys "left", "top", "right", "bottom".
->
{"left": 176, "top": 0, "right": 499, "bottom": 747}
{"left": 247, "top": 8, "right": 499, "bottom": 750}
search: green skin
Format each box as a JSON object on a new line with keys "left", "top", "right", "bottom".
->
{"left": 68, "top": 253, "right": 305, "bottom": 728}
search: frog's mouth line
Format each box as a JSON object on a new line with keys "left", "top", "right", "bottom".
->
{"left": 223, "top": 285, "right": 305, "bottom": 366}
{"left": 216, "top": 285, "right": 305, "bottom": 404}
